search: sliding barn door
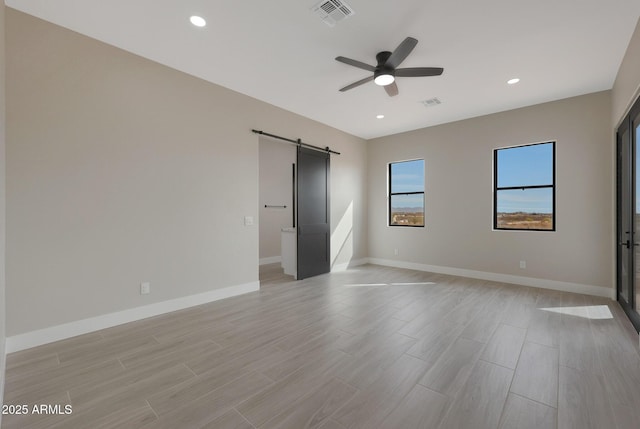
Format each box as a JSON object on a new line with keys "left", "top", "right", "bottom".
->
{"left": 296, "top": 146, "right": 330, "bottom": 280}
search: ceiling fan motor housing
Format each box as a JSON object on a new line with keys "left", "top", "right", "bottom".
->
{"left": 375, "top": 51, "right": 392, "bottom": 68}
{"left": 374, "top": 51, "right": 395, "bottom": 85}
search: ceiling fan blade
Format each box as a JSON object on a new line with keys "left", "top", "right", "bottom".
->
{"left": 339, "top": 75, "right": 375, "bottom": 92}
{"left": 335, "top": 56, "right": 376, "bottom": 72}
{"left": 395, "top": 67, "right": 444, "bottom": 77}
{"left": 385, "top": 37, "right": 418, "bottom": 69}
{"left": 384, "top": 81, "right": 399, "bottom": 97}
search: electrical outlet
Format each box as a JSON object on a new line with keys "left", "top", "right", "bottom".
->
{"left": 519, "top": 261, "right": 526, "bottom": 269}
{"left": 394, "top": 248, "right": 399, "bottom": 256}
{"left": 140, "top": 282, "right": 151, "bottom": 295}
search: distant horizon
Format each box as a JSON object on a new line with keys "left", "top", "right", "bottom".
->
{"left": 390, "top": 206, "right": 423, "bottom": 213}
{"left": 497, "top": 210, "right": 552, "bottom": 214}
{"left": 390, "top": 146, "right": 554, "bottom": 216}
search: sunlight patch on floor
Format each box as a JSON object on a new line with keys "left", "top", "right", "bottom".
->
{"left": 344, "top": 282, "right": 436, "bottom": 287}
{"left": 539, "top": 305, "right": 613, "bottom": 320}
{"left": 344, "top": 283, "right": 388, "bottom": 287}
{"left": 390, "top": 282, "right": 436, "bottom": 286}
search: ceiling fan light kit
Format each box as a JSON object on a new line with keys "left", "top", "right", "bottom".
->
{"left": 374, "top": 73, "right": 394, "bottom": 86}
{"left": 189, "top": 15, "right": 206, "bottom": 27}
{"left": 336, "top": 37, "right": 444, "bottom": 97}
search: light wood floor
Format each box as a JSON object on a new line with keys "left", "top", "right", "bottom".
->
{"left": 4, "top": 263, "right": 640, "bottom": 429}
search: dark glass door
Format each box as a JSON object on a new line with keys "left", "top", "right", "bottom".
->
{"left": 617, "top": 99, "right": 640, "bottom": 331}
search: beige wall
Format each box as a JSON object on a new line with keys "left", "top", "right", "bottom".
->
{"left": 5, "top": 9, "right": 367, "bottom": 336}
{"left": 0, "top": 1, "right": 7, "bottom": 412}
{"left": 368, "top": 91, "right": 613, "bottom": 292}
{"left": 612, "top": 17, "right": 640, "bottom": 127}
{"left": 6, "top": 7, "right": 632, "bottom": 342}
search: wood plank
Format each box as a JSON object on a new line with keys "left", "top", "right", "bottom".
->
{"left": 185, "top": 340, "right": 287, "bottom": 376}
{"left": 557, "top": 293, "right": 602, "bottom": 374}
{"left": 70, "top": 363, "right": 195, "bottom": 411}
{"left": 3, "top": 264, "right": 634, "bottom": 429}
{"left": 236, "top": 351, "right": 348, "bottom": 427}
{"left": 5, "top": 351, "right": 59, "bottom": 380}
{"left": 260, "top": 377, "right": 358, "bottom": 429}
{"left": 558, "top": 365, "right": 615, "bottom": 429}
{"left": 439, "top": 360, "right": 513, "bottom": 429}
{"left": 498, "top": 393, "right": 556, "bottom": 429}
{"left": 56, "top": 334, "right": 159, "bottom": 365}
{"left": 419, "top": 336, "right": 484, "bottom": 396}
{"left": 143, "top": 371, "right": 273, "bottom": 429}
{"left": 200, "top": 409, "right": 254, "bottom": 429}
{"left": 118, "top": 337, "right": 220, "bottom": 369}
{"left": 334, "top": 332, "right": 416, "bottom": 390}
{"left": 510, "top": 341, "right": 559, "bottom": 407}
{"left": 480, "top": 323, "right": 526, "bottom": 369}
{"left": 405, "top": 320, "right": 463, "bottom": 366}
{"left": 499, "top": 287, "right": 538, "bottom": 329}
{"left": 525, "top": 292, "right": 563, "bottom": 348}
{"left": 374, "top": 384, "right": 450, "bottom": 429}
{"left": 332, "top": 354, "right": 430, "bottom": 429}
{"left": 608, "top": 401, "right": 640, "bottom": 429}
{"left": 261, "top": 330, "right": 349, "bottom": 382}
{"left": 4, "top": 358, "right": 125, "bottom": 405}
{"left": 89, "top": 402, "right": 158, "bottom": 429}
{"left": 317, "top": 420, "right": 346, "bottom": 429}
{"left": 148, "top": 349, "right": 278, "bottom": 416}
{"left": 272, "top": 316, "right": 352, "bottom": 352}
{"left": 459, "top": 285, "right": 515, "bottom": 343}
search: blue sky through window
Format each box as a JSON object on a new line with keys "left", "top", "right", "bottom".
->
{"left": 497, "top": 143, "right": 553, "bottom": 188}
{"left": 497, "top": 188, "right": 552, "bottom": 213}
{"left": 390, "top": 159, "right": 424, "bottom": 210}
{"left": 390, "top": 159, "right": 424, "bottom": 194}
{"left": 496, "top": 143, "right": 553, "bottom": 213}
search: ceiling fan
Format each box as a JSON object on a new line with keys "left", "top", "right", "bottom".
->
{"left": 335, "top": 37, "right": 443, "bottom": 97}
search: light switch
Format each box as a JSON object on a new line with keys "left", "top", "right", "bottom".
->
{"left": 244, "top": 216, "right": 254, "bottom": 226}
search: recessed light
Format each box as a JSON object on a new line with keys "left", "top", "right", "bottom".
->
{"left": 507, "top": 78, "right": 520, "bottom": 85}
{"left": 376, "top": 114, "right": 385, "bottom": 119}
{"left": 190, "top": 15, "right": 207, "bottom": 27}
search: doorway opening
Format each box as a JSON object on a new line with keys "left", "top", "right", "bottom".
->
{"left": 257, "top": 130, "right": 337, "bottom": 282}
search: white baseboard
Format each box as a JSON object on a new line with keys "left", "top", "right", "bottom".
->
{"left": 368, "top": 258, "right": 613, "bottom": 299}
{"left": 6, "top": 281, "right": 259, "bottom": 353}
{"left": 260, "top": 256, "right": 282, "bottom": 265}
{"left": 331, "top": 258, "right": 369, "bottom": 272}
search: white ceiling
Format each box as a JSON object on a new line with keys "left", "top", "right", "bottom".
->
{"left": 7, "top": 0, "right": 640, "bottom": 139}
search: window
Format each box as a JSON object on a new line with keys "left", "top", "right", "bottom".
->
{"left": 494, "top": 141, "right": 555, "bottom": 231}
{"left": 389, "top": 159, "right": 425, "bottom": 227}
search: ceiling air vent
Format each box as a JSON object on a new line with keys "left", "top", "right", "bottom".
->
{"left": 312, "top": 0, "right": 355, "bottom": 27}
{"left": 421, "top": 97, "right": 442, "bottom": 107}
